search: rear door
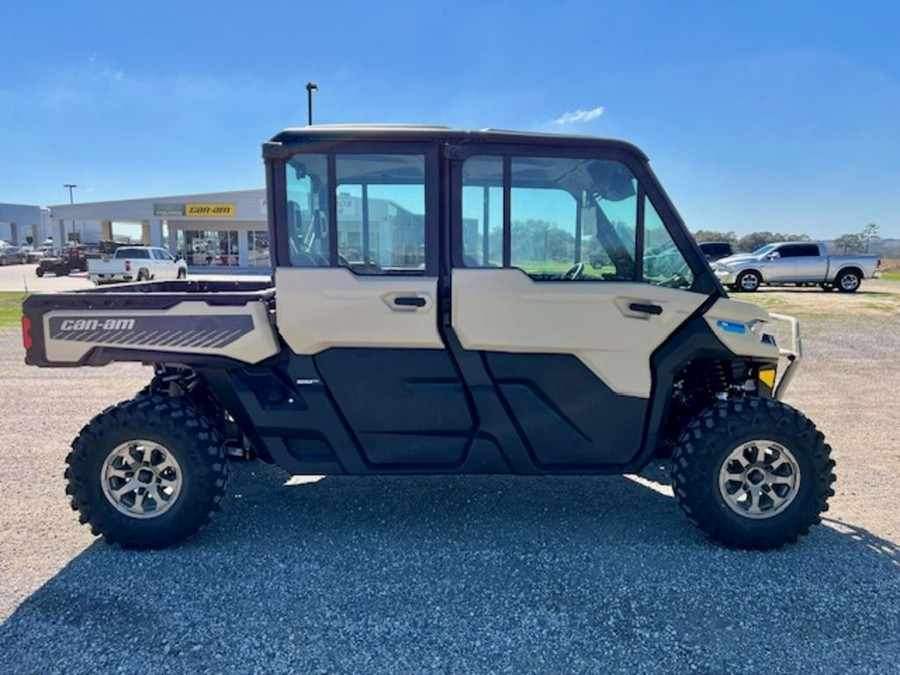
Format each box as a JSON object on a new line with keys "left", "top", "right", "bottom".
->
{"left": 794, "top": 243, "right": 827, "bottom": 281}
{"left": 449, "top": 151, "right": 708, "bottom": 468}
{"left": 275, "top": 145, "right": 475, "bottom": 468}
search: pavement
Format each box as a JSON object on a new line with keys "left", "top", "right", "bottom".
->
{"left": 0, "top": 262, "right": 269, "bottom": 292}
{"left": 0, "top": 269, "right": 897, "bottom": 673}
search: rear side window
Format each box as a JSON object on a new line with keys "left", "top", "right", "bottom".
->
{"left": 335, "top": 154, "right": 426, "bottom": 274}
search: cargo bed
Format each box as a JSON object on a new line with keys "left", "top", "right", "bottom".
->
{"left": 22, "top": 279, "right": 279, "bottom": 368}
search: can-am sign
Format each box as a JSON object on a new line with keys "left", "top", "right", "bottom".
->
{"left": 186, "top": 203, "right": 236, "bottom": 218}
{"left": 152, "top": 203, "right": 236, "bottom": 218}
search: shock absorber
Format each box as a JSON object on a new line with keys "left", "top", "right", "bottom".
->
{"left": 706, "top": 360, "right": 729, "bottom": 399}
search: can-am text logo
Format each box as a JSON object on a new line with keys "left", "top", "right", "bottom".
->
{"left": 59, "top": 318, "right": 136, "bottom": 331}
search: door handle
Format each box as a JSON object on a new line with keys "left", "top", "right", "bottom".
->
{"left": 393, "top": 296, "right": 427, "bottom": 308}
{"left": 629, "top": 302, "right": 663, "bottom": 315}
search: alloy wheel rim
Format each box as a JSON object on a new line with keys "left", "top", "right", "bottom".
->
{"left": 718, "top": 440, "right": 800, "bottom": 519}
{"left": 841, "top": 274, "right": 859, "bottom": 291}
{"left": 741, "top": 274, "right": 758, "bottom": 290}
{"left": 100, "top": 440, "right": 183, "bottom": 519}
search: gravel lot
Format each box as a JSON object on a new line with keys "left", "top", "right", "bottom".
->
{"left": 0, "top": 277, "right": 897, "bottom": 673}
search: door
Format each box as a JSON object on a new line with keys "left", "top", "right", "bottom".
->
{"left": 761, "top": 244, "right": 798, "bottom": 282}
{"left": 151, "top": 248, "right": 176, "bottom": 279}
{"left": 275, "top": 147, "right": 474, "bottom": 468}
{"left": 450, "top": 153, "right": 707, "bottom": 467}
{"left": 793, "top": 243, "right": 827, "bottom": 281}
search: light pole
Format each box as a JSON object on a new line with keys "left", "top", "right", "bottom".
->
{"left": 64, "top": 184, "right": 77, "bottom": 243}
{"left": 306, "top": 82, "right": 318, "bottom": 125}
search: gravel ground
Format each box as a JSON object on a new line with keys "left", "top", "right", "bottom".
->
{"left": 0, "top": 292, "right": 898, "bottom": 673}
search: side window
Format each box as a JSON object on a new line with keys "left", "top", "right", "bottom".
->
{"left": 462, "top": 156, "right": 503, "bottom": 267}
{"left": 643, "top": 197, "right": 694, "bottom": 289}
{"left": 457, "top": 155, "right": 697, "bottom": 287}
{"left": 779, "top": 245, "right": 797, "bottom": 258}
{"left": 286, "top": 153, "right": 329, "bottom": 267}
{"left": 336, "top": 154, "right": 426, "bottom": 274}
{"left": 510, "top": 178, "right": 580, "bottom": 277}
{"left": 798, "top": 244, "right": 819, "bottom": 257}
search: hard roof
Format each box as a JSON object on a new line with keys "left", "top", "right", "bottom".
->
{"left": 264, "top": 124, "right": 648, "bottom": 161}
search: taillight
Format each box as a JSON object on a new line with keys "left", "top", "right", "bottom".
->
{"left": 22, "top": 316, "right": 32, "bottom": 350}
{"left": 877, "top": 258, "right": 883, "bottom": 270}
{"left": 125, "top": 260, "right": 132, "bottom": 272}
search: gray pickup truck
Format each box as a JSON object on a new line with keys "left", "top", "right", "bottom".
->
{"left": 713, "top": 241, "right": 882, "bottom": 292}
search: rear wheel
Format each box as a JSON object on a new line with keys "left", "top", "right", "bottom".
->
{"left": 65, "top": 395, "right": 229, "bottom": 549}
{"left": 137, "top": 269, "right": 150, "bottom": 281}
{"left": 671, "top": 398, "right": 835, "bottom": 550}
{"left": 177, "top": 268, "right": 187, "bottom": 279}
{"left": 735, "top": 270, "right": 761, "bottom": 292}
{"left": 835, "top": 269, "right": 861, "bottom": 293}
{"left": 35, "top": 267, "right": 44, "bottom": 277}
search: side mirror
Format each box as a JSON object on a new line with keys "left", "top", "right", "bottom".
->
{"left": 767, "top": 251, "right": 780, "bottom": 260}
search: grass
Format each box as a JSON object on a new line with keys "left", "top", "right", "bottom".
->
{"left": 0, "top": 291, "right": 28, "bottom": 329}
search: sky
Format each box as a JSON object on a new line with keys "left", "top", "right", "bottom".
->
{"left": 1, "top": 0, "right": 898, "bottom": 239}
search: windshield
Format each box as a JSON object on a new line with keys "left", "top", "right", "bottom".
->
{"left": 751, "top": 244, "right": 777, "bottom": 256}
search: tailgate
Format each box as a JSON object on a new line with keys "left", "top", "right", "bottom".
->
{"left": 22, "top": 286, "right": 279, "bottom": 367}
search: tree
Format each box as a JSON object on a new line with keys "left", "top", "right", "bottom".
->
{"left": 692, "top": 230, "right": 737, "bottom": 244}
{"left": 860, "top": 223, "right": 879, "bottom": 253}
{"left": 737, "top": 232, "right": 778, "bottom": 252}
{"left": 833, "top": 233, "right": 864, "bottom": 254}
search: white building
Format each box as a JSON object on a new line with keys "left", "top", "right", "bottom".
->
{"left": 0, "top": 203, "right": 46, "bottom": 246}
{"left": 48, "top": 189, "right": 270, "bottom": 268}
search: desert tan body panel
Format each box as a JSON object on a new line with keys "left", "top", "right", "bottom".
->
{"left": 42, "top": 301, "right": 278, "bottom": 364}
{"left": 451, "top": 268, "right": 708, "bottom": 398}
{"left": 276, "top": 267, "right": 442, "bottom": 354}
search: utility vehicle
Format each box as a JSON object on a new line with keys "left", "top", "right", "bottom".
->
{"left": 22, "top": 126, "right": 835, "bottom": 550}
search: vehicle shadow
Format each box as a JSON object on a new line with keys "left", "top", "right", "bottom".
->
{"left": 752, "top": 287, "right": 895, "bottom": 296}
{"left": 0, "top": 463, "right": 897, "bottom": 674}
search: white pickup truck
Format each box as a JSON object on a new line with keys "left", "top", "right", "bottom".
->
{"left": 88, "top": 246, "right": 187, "bottom": 285}
{"left": 713, "top": 241, "right": 882, "bottom": 292}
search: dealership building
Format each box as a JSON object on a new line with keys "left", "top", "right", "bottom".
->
{"left": 45, "top": 189, "right": 271, "bottom": 268}
{"left": 0, "top": 202, "right": 47, "bottom": 246}
{"left": 4, "top": 190, "right": 269, "bottom": 268}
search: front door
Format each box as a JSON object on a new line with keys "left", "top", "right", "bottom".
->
{"left": 449, "top": 152, "right": 707, "bottom": 467}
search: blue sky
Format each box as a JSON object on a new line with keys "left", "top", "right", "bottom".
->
{"left": 1, "top": 0, "right": 898, "bottom": 239}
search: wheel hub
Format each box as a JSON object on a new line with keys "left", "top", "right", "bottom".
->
{"left": 718, "top": 440, "right": 801, "bottom": 519}
{"left": 100, "top": 440, "right": 183, "bottom": 519}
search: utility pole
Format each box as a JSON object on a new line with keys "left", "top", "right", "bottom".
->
{"left": 306, "top": 82, "right": 318, "bottom": 125}
{"left": 64, "top": 184, "right": 77, "bottom": 243}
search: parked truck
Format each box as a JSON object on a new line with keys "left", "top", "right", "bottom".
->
{"left": 21, "top": 125, "right": 835, "bottom": 551}
{"left": 713, "top": 241, "right": 882, "bottom": 292}
{"left": 88, "top": 246, "right": 187, "bottom": 285}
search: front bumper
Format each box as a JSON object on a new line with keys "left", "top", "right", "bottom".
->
{"left": 767, "top": 313, "right": 802, "bottom": 400}
{"left": 714, "top": 267, "right": 737, "bottom": 285}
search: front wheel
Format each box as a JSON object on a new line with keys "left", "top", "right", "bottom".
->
{"left": 65, "top": 395, "right": 229, "bottom": 549}
{"left": 671, "top": 398, "right": 835, "bottom": 550}
{"left": 735, "top": 270, "right": 761, "bottom": 292}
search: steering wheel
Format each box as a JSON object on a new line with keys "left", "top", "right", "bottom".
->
{"left": 659, "top": 272, "right": 690, "bottom": 288}
{"left": 562, "top": 262, "right": 585, "bottom": 280}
